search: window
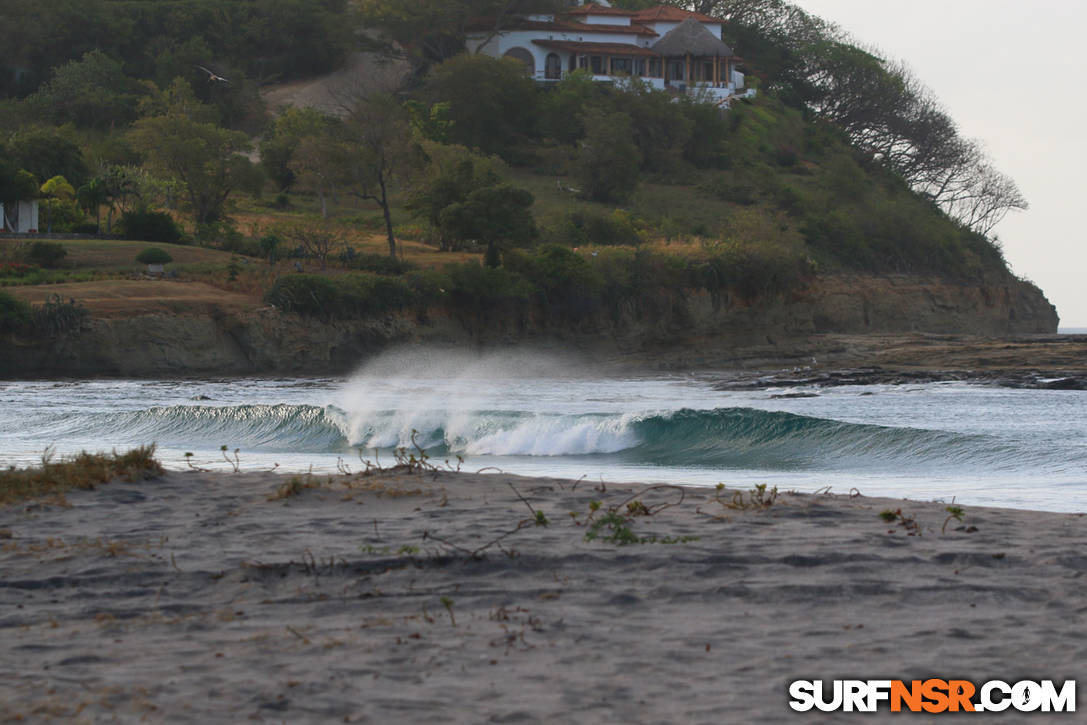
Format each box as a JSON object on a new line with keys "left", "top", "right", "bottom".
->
{"left": 668, "top": 60, "right": 685, "bottom": 82}
{"left": 633, "top": 58, "right": 646, "bottom": 76}
{"left": 590, "top": 56, "right": 603, "bottom": 74}
{"left": 611, "top": 57, "right": 632, "bottom": 75}
{"left": 649, "top": 58, "right": 662, "bottom": 77}
{"left": 545, "top": 53, "right": 562, "bottom": 80}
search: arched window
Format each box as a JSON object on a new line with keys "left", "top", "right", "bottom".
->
{"left": 545, "top": 53, "right": 562, "bottom": 80}
{"left": 503, "top": 47, "right": 535, "bottom": 76}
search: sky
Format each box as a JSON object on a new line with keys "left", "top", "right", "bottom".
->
{"left": 792, "top": 0, "right": 1087, "bottom": 327}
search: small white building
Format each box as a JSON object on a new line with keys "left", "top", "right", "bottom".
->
{"left": 0, "top": 200, "right": 39, "bottom": 233}
{"left": 466, "top": 1, "right": 753, "bottom": 105}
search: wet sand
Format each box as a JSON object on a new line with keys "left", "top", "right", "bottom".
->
{"left": 1, "top": 468, "right": 1084, "bottom": 722}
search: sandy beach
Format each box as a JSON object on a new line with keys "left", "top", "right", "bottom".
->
{"left": 1, "top": 466, "right": 1084, "bottom": 722}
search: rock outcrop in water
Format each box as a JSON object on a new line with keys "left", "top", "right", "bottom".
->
{"left": 0, "top": 273, "right": 1059, "bottom": 378}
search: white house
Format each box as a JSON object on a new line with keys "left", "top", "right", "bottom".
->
{"left": 0, "top": 200, "right": 39, "bottom": 233}
{"left": 466, "top": 1, "right": 753, "bottom": 104}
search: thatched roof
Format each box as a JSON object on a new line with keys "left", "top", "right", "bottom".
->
{"left": 652, "top": 18, "right": 734, "bottom": 57}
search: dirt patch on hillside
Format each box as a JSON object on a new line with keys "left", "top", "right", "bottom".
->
{"left": 8, "top": 281, "right": 260, "bottom": 318}
{"left": 261, "top": 50, "right": 411, "bottom": 117}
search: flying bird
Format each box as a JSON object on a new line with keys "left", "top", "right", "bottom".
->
{"left": 196, "top": 65, "right": 230, "bottom": 84}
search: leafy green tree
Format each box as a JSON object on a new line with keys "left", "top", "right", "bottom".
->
{"left": 537, "top": 70, "right": 603, "bottom": 145}
{"left": 575, "top": 110, "right": 641, "bottom": 203}
{"left": 5, "top": 128, "right": 89, "bottom": 189}
{"left": 26, "top": 49, "right": 145, "bottom": 129}
{"left": 76, "top": 178, "right": 108, "bottom": 235}
{"left": 263, "top": 106, "right": 336, "bottom": 192}
{"left": 128, "top": 100, "right": 260, "bottom": 225}
{"left": 438, "top": 184, "right": 536, "bottom": 265}
{"left": 423, "top": 54, "right": 538, "bottom": 159}
{"left": 407, "top": 143, "right": 503, "bottom": 250}
{"left": 39, "top": 176, "right": 78, "bottom": 233}
{"left": 288, "top": 131, "right": 353, "bottom": 218}
{"left": 606, "top": 79, "right": 693, "bottom": 173}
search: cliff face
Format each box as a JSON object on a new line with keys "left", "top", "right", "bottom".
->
{"left": 0, "top": 274, "right": 1058, "bottom": 378}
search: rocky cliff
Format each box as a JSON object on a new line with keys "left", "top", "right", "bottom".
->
{"left": 0, "top": 273, "right": 1058, "bottom": 378}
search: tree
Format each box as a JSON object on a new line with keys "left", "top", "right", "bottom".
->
{"left": 407, "top": 143, "right": 504, "bottom": 250}
{"left": 278, "top": 221, "right": 343, "bottom": 270}
{"left": 575, "top": 110, "right": 641, "bottom": 203}
{"left": 26, "top": 49, "right": 145, "bottom": 129}
{"left": 39, "top": 175, "right": 77, "bottom": 234}
{"left": 288, "top": 129, "right": 353, "bottom": 218}
{"left": 5, "top": 128, "right": 89, "bottom": 189}
{"left": 340, "top": 92, "right": 424, "bottom": 258}
{"left": 423, "top": 54, "right": 538, "bottom": 159}
{"left": 261, "top": 106, "right": 333, "bottom": 191}
{"left": 128, "top": 110, "right": 259, "bottom": 225}
{"left": 438, "top": 184, "right": 536, "bottom": 265}
{"left": 76, "top": 179, "right": 108, "bottom": 235}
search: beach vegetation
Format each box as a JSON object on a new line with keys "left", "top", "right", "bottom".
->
{"left": 880, "top": 508, "right": 921, "bottom": 536}
{"left": 716, "top": 482, "right": 780, "bottom": 511}
{"left": 221, "top": 445, "right": 241, "bottom": 473}
{"left": 942, "top": 505, "right": 966, "bottom": 534}
{"left": 581, "top": 485, "right": 693, "bottom": 545}
{"left": 270, "top": 473, "right": 323, "bottom": 501}
{"left": 0, "top": 444, "right": 162, "bottom": 506}
{"left": 440, "top": 596, "right": 456, "bottom": 626}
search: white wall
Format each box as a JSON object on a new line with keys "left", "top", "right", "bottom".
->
{"left": 0, "top": 201, "right": 39, "bottom": 233}
{"left": 583, "top": 15, "right": 631, "bottom": 26}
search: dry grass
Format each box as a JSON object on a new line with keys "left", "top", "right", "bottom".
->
{"left": 0, "top": 445, "right": 163, "bottom": 506}
{"left": 6, "top": 280, "right": 260, "bottom": 317}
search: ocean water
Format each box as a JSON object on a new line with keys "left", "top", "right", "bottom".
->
{"left": 1, "top": 350, "right": 1085, "bottom": 512}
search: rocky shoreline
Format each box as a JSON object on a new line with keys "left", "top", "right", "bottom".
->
{"left": 1, "top": 273, "right": 1067, "bottom": 380}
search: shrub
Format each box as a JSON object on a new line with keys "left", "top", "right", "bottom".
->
{"left": 120, "top": 210, "right": 183, "bottom": 244}
{"left": 27, "top": 242, "right": 67, "bottom": 268}
{"left": 0, "top": 290, "right": 30, "bottom": 333}
{"left": 505, "top": 244, "right": 602, "bottom": 319}
{"left": 264, "top": 272, "right": 419, "bottom": 320}
{"left": 340, "top": 250, "right": 417, "bottom": 275}
{"left": 697, "top": 174, "right": 757, "bottom": 206}
{"left": 558, "top": 210, "right": 645, "bottom": 247}
{"left": 265, "top": 274, "right": 341, "bottom": 319}
{"left": 135, "top": 247, "right": 172, "bottom": 265}
{"left": 31, "top": 294, "right": 88, "bottom": 337}
{"left": 444, "top": 261, "right": 533, "bottom": 312}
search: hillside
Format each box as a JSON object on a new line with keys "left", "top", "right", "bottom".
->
{"left": 0, "top": 0, "right": 1060, "bottom": 378}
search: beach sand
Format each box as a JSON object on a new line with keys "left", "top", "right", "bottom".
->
{"left": 1, "top": 468, "right": 1084, "bottom": 722}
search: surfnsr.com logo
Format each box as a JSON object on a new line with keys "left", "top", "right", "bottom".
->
{"left": 789, "top": 679, "right": 1076, "bottom": 713}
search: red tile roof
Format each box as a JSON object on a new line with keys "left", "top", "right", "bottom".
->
{"left": 532, "top": 39, "right": 661, "bottom": 57}
{"left": 630, "top": 6, "right": 723, "bottom": 23}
